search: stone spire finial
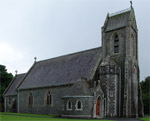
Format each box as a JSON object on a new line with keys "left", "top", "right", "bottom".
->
{"left": 34, "top": 57, "right": 37, "bottom": 62}
{"left": 15, "top": 70, "right": 18, "bottom": 75}
{"left": 130, "top": 0, "right": 133, "bottom": 7}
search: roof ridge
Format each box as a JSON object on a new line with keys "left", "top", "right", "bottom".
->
{"left": 16, "top": 73, "right": 26, "bottom": 76}
{"left": 109, "top": 7, "right": 131, "bottom": 17}
{"left": 17, "top": 62, "right": 36, "bottom": 90}
{"left": 37, "top": 46, "right": 101, "bottom": 63}
{"left": 3, "top": 73, "right": 27, "bottom": 96}
{"left": 3, "top": 76, "right": 17, "bottom": 96}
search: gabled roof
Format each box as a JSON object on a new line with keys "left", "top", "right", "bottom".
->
{"left": 100, "top": 56, "right": 118, "bottom": 66}
{"left": 104, "top": 7, "right": 131, "bottom": 32}
{"left": 4, "top": 73, "right": 26, "bottom": 96}
{"left": 92, "top": 80, "right": 104, "bottom": 97}
{"left": 18, "top": 47, "right": 102, "bottom": 90}
{"left": 63, "top": 78, "right": 93, "bottom": 97}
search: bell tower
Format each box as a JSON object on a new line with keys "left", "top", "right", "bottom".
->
{"left": 101, "top": 3, "right": 144, "bottom": 117}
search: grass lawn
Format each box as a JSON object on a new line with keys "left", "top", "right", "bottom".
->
{"left": 0, "top": 112, "right": 113, "bottom": 121}
{"left": 0, "top": 112, "right": 53, "bottom": 118}
{"left": 140, "top": 118, "right": 150, "bottom": 121}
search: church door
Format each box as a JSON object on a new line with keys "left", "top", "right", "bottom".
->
{"left": 96, "top": 97, "right": 100, "bottom": 115}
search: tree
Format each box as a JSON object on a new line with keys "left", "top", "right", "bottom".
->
{"left": 0, "top": 65, "right": 13, "bottom": 103}
{"left": 140, "top": 76, "right": 150, "bottom": 115}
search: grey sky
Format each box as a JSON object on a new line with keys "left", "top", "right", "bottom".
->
{"left": 0, "top": 0, "right": 149, "bottom": 81}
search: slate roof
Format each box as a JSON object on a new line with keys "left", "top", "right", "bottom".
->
{"left": 63, "top": 78, "right": 93, "bottom": 97}
{"left": 18, "top": 47, "right": 102, "bottom": 90}
{"left": 105, "top": 8, "right": 131, "bottom": 31}
{"left": 4, "top": 73, "right": 26, "bottom": 96}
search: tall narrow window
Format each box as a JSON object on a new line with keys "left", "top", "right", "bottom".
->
{"left": 8, "top": 98, "right": 11, "bottom": 105}
{"left": 68, "top": 101, "right": 71, "bottom": 109}
{"left": 77, "top": 101, "right": 81, "bottom": 109}
{"left": 132, "top": 35, "right": 136, "bottom": 57}
{"left": 110, "top": 91, "right": 113, "bottom": 97}
{"left": 104, "top": 98, "right": 106, "bottom": 116}
{"left": 29, "top": 93, "right": 33, "bottom": 106}
{"left": 46, "top": 91, "right": 51, "bottom": 105}
{"left": 76, "top": 100, "right": 83, "bottom": 110}
{"left": 67, "top": 101, "right": 72, "bottom": 110}
{"left": 114, "top": 35, "right": 119, "bottom": 53}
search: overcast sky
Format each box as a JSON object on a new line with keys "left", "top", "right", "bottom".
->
{"left": 0, "top": 0, "right": 149, "bottom": 81}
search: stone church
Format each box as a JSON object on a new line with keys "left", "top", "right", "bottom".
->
{"left": 3, "top": 5, "right": 144, "bottom": 118}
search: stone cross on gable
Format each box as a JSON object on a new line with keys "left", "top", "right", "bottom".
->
{"left": 34, "top": 57, "right": 37, "bottom": 62}
{"left": 15, "top": 70, "right": 18, "bottom": 75}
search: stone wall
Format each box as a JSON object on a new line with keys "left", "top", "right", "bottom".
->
{"left": 101, "top": 21, "right": 142, "bottom": 117}
{"left": 102, "top": 27, "right": 127, "bottom": 117}
{"left": 18, "top": 86, "right": 71, "bottom": 115}
{"left": 99, "top": 66, "right": 119, "bottom": 117}
{"left": 5, "top": 95, "right": 17, "bottom": 113}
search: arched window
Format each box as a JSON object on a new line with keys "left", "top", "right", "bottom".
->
{"left": 77, "top": 101, "right": 81, "bottom": 109}
{"left": 76, "top": 100, "right": 83, "bottom": 110}
{"left": 28, "top": 93, "right": 33, "bottom": 106}
{"left": 68, "top": 101, "right": 71, "bottom": 109}
{"left": 46, "top": 91, "right": 51, "bottom": 105}
{"left": 67, "top": 101, "right": 72, "bottom": 110}
{"left": 8, "top": 98, "right": 11, "bottom": 105}
{"left": 114, "top": 35, "right": 119, "bottom": 53}
{"left": 131, "top": 34, "right": 136, "bottom": 57}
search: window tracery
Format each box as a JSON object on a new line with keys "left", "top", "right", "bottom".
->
{"left": 75, "top": 100, "right": 83, "bottom": 110}
{"left": 67, "top": 101, "right": 72, "bottom": 110}
{"left": 28, "top": 93, "right": 33, "bottom": 106}
{"left": 114, "top": 35, "right": 119, "bottom": 53}
{"left": 46, "top": 91, "right": 51, "bottom": 105}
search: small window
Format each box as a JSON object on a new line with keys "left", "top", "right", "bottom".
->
{"left": 28, "top": 93, "right": 33, "bottom": 106}
{"left": 8, "top": 98, "right": 11, "bottom": 105}
{"left": 67, "top": 101, "right": 72, "bottom": 110}
{"left": 94, "top": 81, "right": 97, "bottom": 87}
{"left": 110, "top": 91, "right": 113, "bottom": 97}
{"left": 101, "top": 67, "right": 106, "bottom": 73}
{"left": 104, "top": 98, "right": 106, "bottom": 116}
{"left": 134, "top": 65, "right": 137, "bottom": 74}
{"left": 131, "top": 35, "right": 136, "bottom": 57}
{"left": 76, "top": 100, "right": 83, "bottom": 110}
{"left": 68, "top": 101, "right": 71, "bottom": 109}
{"left": 46, "top": 91, "right": 51, "bottom": 105}
{"left": 77, "top": 101, "right": 81, "bottom": 109}
{"left": 114, "top": 35, "right": 119, "bottom": 53}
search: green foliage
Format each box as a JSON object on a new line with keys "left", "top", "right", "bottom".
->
{"left": 140, "top": 76, "right": 150, "bottom": 115}
{"left": 0, "top": 65, "right": 13, "bottom": 102}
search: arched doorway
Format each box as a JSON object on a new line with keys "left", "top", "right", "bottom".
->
{"left": 96, "top": 97, "right": 100, "bottom": 115}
